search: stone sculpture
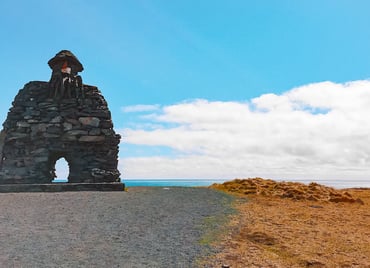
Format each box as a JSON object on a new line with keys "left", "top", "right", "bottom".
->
{"left": 48, "top": 50, "right": 84, "bottom": 99}
{"left": 0, "top": 50, "right": 123, "bottom": 191}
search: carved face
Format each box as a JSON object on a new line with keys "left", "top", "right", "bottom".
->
{"left": 61, "top": 61, "right": 71, "bottom": 74}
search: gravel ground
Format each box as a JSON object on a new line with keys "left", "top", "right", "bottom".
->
{"left": 0, "top": 187, "right": 235, "bottom": 267}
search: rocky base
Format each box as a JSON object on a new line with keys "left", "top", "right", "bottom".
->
{"left": 0, "top": 182, "right": 124, "bottom": 192}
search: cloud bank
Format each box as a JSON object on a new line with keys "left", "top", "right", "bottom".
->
{"left": 120, "top": 80, "right": 370, "bottom": 180}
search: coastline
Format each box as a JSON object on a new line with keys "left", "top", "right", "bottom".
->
{"left": 123, "top": 178, "right": 370, "bottom": 189}
{"left": 203, "top": 179, "right": 370, "bottom": 267}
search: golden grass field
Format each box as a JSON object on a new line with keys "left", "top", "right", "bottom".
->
{"left": 204, "top": 178, "right": 370, "bottom": 268}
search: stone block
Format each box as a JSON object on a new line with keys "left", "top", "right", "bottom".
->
{"left": 63, "top": 122, "right": 73, "bottom": 131}
{"left": 79, "top": 135, "right": 105, "bottom": 142}
{"left": 89, "top": 128, "right": 101, "bottom": 135}
{"left": 79, "top": 117, "right": 100, "bottom": 127}
{"left": 66, "top": 130, "right": 88, "bottom": 136}
{"left": 51, "top": 116, "right": 63, "bottom": 123}
{"left": 16, "top": 121, "right": 30, "bottom": 128}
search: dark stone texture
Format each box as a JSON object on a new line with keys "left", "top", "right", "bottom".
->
{"left": 0, "top": 182, "right": 124, "bottom": 192}
{"left": 0, "top": 81, "right": 122, "bottom": 187}
{"left": 0, "top": 51, "right": 123, "bottom": 190}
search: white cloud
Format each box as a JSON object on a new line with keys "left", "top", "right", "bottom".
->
{"left": 121, "top": 104, "right": 160, "bottom": 113}
{"left": 120, "top": 80, "right": 370, "bottom": 180}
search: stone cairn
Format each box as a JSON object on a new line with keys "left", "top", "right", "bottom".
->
{"left": 0, "top": 50, "right": 123, "bottom": 191}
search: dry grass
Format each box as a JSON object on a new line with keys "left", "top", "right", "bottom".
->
{"left": 203, "top": 178, "right": 370, "bottom": 268}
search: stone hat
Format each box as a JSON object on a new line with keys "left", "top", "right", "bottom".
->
{"left": 48, "top": 50, "right": 84, "bottom": 72}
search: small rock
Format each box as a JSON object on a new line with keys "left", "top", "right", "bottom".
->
{"left": 63, "top": 122, "right": 73, "bottom": 131}
{"left": 66, "top": 130, "right": 88, "bottom": 136}
{"left": 79, "top": 135, "right": 105, "bottom": 142}
{"left": 79, "top": 116, "right": 100, "bottom": 127}
{"left": 89, "top": 128, "right": 101, "bottom": 135}
{"left": 16, "top": 121, "right": 30, "bottom": 128}
{"left": 51, "top": 116, "right": 63, "bottom": 123}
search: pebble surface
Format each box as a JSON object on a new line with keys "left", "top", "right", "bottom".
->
{"left": 0, "top": 187, "right": 234, "bottom": 267}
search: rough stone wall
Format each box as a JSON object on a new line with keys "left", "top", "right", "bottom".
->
{"left": 0, "top": 130, "right": 4, "bottom": 164}
{"left": 0, "top": 81, "right": 121, "bottom": 184}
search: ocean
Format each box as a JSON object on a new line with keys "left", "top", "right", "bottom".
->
{"left": 123, "top": 179, "right": 224, "bottom": 187}
{"left": 52, "top": 178, "right": 370, "bottom": 189}
{"left": 122, "top": 179, "right": 370, "bottom": 189}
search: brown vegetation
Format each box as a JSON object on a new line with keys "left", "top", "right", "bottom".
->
{"left": 211, "top": 177, "right": 364, "bottom": 204}
{"left": 204, "top": 178, "right": 370, "bottom": 267}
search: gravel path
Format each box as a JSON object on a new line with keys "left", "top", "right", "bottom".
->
{"left": 0, "top": 187, "right": 235, "bottom": 267}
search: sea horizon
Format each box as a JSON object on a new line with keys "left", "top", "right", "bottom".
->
{"left": 123, "top": 178, "right": 370, "bottom": 189}
{"left": 53, "top": 178, "right": 370, "bottom": 189}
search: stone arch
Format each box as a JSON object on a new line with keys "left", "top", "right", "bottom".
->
{"left": 49, "top": 151, "right": 73, "bottom": 181}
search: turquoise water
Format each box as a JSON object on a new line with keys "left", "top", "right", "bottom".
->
{"left": 52, "top": 178, "right": 370, "bottom": 189}
{"left": 124, "top": 179, "right": 225, "bottom": 187}
{"left": 123, "top": 179, "right": 370, "bottom": 189}
{"left": 51, "top": 179, "right": 226, "bottom": 187}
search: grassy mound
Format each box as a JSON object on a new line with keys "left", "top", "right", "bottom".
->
{"left": 211, "top": 177, "right": 364, "bottom": 203}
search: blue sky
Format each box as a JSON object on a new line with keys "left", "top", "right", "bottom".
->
{"left": 1, "top": 1, "right": 370, "bottom": 181}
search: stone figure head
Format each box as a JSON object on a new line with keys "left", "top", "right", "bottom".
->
{"left": 48, "top": 50, "right": 84, "bottom": 75}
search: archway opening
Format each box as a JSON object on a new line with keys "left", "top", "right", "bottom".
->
{"left": 52, "top": 157, "right": 69, "bottom": 183}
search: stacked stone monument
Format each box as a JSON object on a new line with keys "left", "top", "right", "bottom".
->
{"left": 0, "top": 50, "right": 123, "bottom": 191}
